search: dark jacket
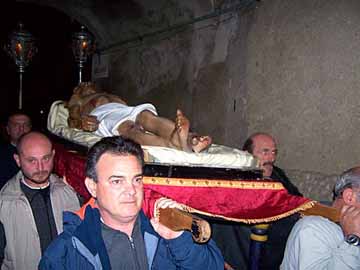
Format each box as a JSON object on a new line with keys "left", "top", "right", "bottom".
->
{"left": 271, "top": 166, "right": 302, "bottom": 196}
{"left": 0, "top": 143, "right": 18, "bottom": 188}
{"left": 212, "top": 166, "right": 302, "bottom": 270}
{"left": 260, "top": 166, "right": 302, "bottom": 270}
{"left": 39, "top": 199, "right": 224, "bottom": 270}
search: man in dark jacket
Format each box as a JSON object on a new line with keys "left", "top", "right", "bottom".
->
{"left": 242, "top": 133, "right": 301, "bottom": 196}
{"left": 244, "top": 133, "right": 301, "bottom": 269}
{"left": 39, "top": 136, "right": 224, "bottom": 270}
{"left": 0, "top": 112, "right": 32, "bottom": 187}
{"left": 212, "top": 133, "right": 301, "bottom": 270}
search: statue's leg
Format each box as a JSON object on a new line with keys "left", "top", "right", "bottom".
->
{"left": 117, "top": 120, "right": 172, "bottom": 148}
{"left": 136, "top": 110, "right": 192, "bottom": 152}
{"left": 136, "top": 110, "right": 176, "bottom": 140}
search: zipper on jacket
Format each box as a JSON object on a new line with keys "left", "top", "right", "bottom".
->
{"left": 129, "top": 236, "right": 135, "bottom": 249}
{"left": 128, "top": 236, "right": 141, "bottom": 269}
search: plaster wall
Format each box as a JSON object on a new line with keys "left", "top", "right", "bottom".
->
{"left": 246, "top": 0, "right": 360, "bottom": 175}
{"left": 95, "top": 1, "right": 254, "bottom": 147}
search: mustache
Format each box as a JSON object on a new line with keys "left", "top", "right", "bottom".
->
{"left": 32, "top": 171, "right": 49, "bottom": 177}
{"left": 262, "top": 161, "right": 274, "bottom": 166}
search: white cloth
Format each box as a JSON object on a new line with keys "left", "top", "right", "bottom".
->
{"left": 280, "top": 216, "right": 360, "bottom": 270}
{"left": 47, "top": 100, "right": 259, "bottom": 169}
{"left": 90, "top": 102, "right": 157, "bottom": 137}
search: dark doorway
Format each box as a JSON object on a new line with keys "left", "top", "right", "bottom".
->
{"left": 0, "top": 2, "right": 92, "bottom": 131}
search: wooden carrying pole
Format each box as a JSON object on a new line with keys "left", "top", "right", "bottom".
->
{"left": 157, "top": 202, "right": 340, "bottom": 245}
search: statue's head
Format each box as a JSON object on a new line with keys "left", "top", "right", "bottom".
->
{"left": 73, "top": 82, "right": 97, "bottom": 96}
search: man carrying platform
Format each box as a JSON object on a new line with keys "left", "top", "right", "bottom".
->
{"left": 39, "top": 136, "right": 224, "bottom": 269}
{"left": 281, "top": 167, "right": 360, "bottom": 269}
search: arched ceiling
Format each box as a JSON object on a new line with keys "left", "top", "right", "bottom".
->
{"left": 17, "top": 0, "right": 223, "bottom": 49}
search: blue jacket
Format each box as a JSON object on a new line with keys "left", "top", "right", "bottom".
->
{"left": 39, "top": 201, "right": 224, "bottom": 270}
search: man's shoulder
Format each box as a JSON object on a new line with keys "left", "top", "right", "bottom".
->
{"left": 272, "top": 166, "right": 302, "bottom": 196}
{"left": 292, "top": 215, "right": 341, "bottom": 236}
{"left": 272, "top": 166, "right": 288, "bottom": 177}
{"left": 50, "top": 174, "right": 78, "bottom": 194}
{"left": 0, "top": 142, "right": 15, "bottom": 150}
{"left": 0, "top": 173, "right": 22, "bottom": 196}
{"left": 40, "top": 222, "right": 77, "bottom": 267}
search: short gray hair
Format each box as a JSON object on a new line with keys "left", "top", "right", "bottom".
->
{"left": 333, "top": 167, "right": 360, "bottom": 200}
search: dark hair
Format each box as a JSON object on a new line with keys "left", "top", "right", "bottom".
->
{"left": 7, "top": 110, "right": 32, "bottom": 126}
{"left": 242, "top": 132, "right": 272, "bottom": 154}
{"left": 242, "top": 137, "right": 255, "bottom": 153}
{"left": 86, "top": 136, "right": 144, "bottom": 182}
{"left": 333, "top": 167, "right": 360, "bottom": 200}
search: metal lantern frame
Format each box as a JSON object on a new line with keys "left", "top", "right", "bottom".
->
{"left": 4, "top": 22, "right": 37, "bottom": 109}
{"left": 71, "top": 25, "right": 95, "bottom": 84}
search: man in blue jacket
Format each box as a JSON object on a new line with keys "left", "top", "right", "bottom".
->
{"left": 39, "top": 136, "right": 224, "bottom": 270}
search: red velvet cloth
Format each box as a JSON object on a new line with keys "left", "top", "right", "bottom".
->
{"left": 142, "top": 180, "right": 310, "bottom": 223}
{"left": 54, "top": 144, "right": 312, "bottom": 223}
{"left": 53, "top": 144, "right": 90, "bottom": 200}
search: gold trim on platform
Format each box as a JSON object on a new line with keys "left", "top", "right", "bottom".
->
{"left": 178, "top": 200, "right": 317, "bottom": 224}
{"left": 143, "top": 176, "right": 284, "bottom": 190}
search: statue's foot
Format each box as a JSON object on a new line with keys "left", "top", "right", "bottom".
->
{"left": 170, "top": 109, "right": 191, "bottom": 152}
{"left": 191, "top": 135, "right": 212, "bottom": 153}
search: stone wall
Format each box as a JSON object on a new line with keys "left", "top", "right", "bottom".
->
{"left": 286, "top": 169, "right": 338, "bottom": 202}
{"left": 246, "top": 0, "right": 360, "bottom": 175}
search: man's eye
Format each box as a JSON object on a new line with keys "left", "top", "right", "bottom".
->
{"left": 134, "top": 178, "right": 143, "bottom": 185}
{"left": 111, "top": 179, "right": 121, "bottom": 185}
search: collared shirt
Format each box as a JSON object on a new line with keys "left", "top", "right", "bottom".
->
{"left": 281, "top": 216, "right": 360, "bottom": 269}
{"left": 20, "top": 180, "right": 58, "bottom": 253}
{"left": 101, "top": 215, "right": 148, "bottom": 270}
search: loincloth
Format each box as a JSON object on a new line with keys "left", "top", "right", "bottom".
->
{"left": 90, "top": 102, "right": 157, "bottom": 137}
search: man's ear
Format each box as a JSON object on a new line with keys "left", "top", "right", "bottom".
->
{"left": 13, "top": 154, "right": 20, "bottom": 167}
{"left": 85, "top": 177, "right": 97, "bottom": 198}
{"left": 342, "top": 188, "right": 356, "bottom": 205}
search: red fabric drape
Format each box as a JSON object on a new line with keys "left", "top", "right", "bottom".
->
{"left": 54, "top": 144, "right": 313, "bottom": 224}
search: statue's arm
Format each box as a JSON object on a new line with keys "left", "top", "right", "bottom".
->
{"left": 67, "top": 104, "right": 99, "bottom": 132}
{"left": 67, "top": 104, "right": 82, "bottom": 129}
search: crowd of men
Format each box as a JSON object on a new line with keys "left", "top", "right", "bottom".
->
{"left": 0, "top": 110, "right": 359, "bottom": 270}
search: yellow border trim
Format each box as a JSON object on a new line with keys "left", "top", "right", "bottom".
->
{"left": 143, "top": 176, "right": 284, "bottom": 190}
{"left": 250, "top": 234, "right": 268, "bottom": 242}
{"left": 253, "top": 224, "right": 270, "bottom": 230}
{"left": 178, "top": 200, "right": 316, "bottom": 224}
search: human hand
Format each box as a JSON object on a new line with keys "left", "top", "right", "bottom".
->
{"left": 340, "top": 205, "right": 360, "bottom": 237}
{"left": 150, "top": 198, "right": 184, "bottom": 240}
{"left": 81, "top": 115, "right": 99, "bottom": 132}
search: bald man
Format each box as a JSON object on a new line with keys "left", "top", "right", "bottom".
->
{"left": 0, "top": 132, "right": 80, "bottom": 270}
{"left": 243, "top": 133, "right": 301, "bottom": 270}
{"left": 243, "top": 133, "right": 301, "bottom": 196}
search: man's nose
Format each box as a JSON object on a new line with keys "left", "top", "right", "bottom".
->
{"left": 37, "top": 161, "right": 45, "bottom": 171}
{"left": 264, "top": 152, "right": 276, "bottom": 162}
{"left": 125, "top": 182, "right": 136, "bottom": 195}
{"left": 18, "top": 124, "right": 25, "bottom": 133}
